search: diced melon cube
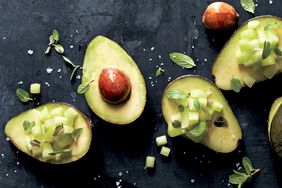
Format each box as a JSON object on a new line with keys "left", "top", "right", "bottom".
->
{"left": 199, "top": 110, "right": 211, "bottom": 121}
{"left": 181, "top": 110, "right": 190, "bottom": 129}
{"left": 199, "top": 98, "right": 207, "bottom": 108}
{"left": 42, "top": 143, "right": 55, "bottom": 160}
{"left": 160, "top": 146, "right": 171, "bottom": 157}
{"left": 54, "top": 116, "right": 67, "bottom": 126}
{"left": 39, "top": 107, "right": 51, "bottom": 122}
{"left": 240, "top": 29, "right": 258, "bottom": 40}
{"left": 30, "top": 83, "right": 41, "bottom": 94}
{"left": 263, "top": 64, "right": 280, "bottom": 79}
{"left": 145, "top": 156, "right": 155, "bottom": 168}
{"left": 212, "top": 101, "right": 223, "bottom": 112}
{"left": 235, "top": 49, "right": 252, "bottom": 65}
{"left": 262, "top": 52, "right": 276, "bottom": 67}
{"left": 188, "top": 111, "right": 199, "bottom": 126}
{"left": 190, "top": 89, "right": 207, "bottom": 98}
{"left": 156, "top": 135, "right": 167, "bottom": 146}
{"left": 64, "top": 108, "right": 78, "bottom": 120}
{"left": 242, "top": 75, "right": 256, "bottom": 88}
{"left": 63, "top": 125, "right": 74, "bottom": 134}
{"left": 247, "top": 20, "right": 260, "bottom": 29}
{"left": 266, "top": 31, "right": 279, "bottom": 47}
{"left": 188, "top": 98, "right": 196, "bottom": 111}
{"left": 32, "top": 146, "right": 42, "bottom": 157}
{"left": 25, "top": 136, "right": 33, "bottom": 151}
{"left": 206, "top": 107, "right": 214, "bottom": 118}
{"left": 43, "top": 119, "right": 56, "bottom": 142}
{"left": 32, "top": 124, "right": 42, "bottom": 141}
{"left": 50, "top": 107, "right": 64, "bottom": 117}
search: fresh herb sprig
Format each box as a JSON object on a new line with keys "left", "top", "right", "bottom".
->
{"left": 264, "top": 22, "right": 281, "bottom": 31}
{"left": 16, "top": 88, "right": 33, "bottom": 102}
{"left": 167, "top": 90, "right": 189, "bottom": 100}
{"left": 77, "top": 80, "right": 94, "bottom": 94}
{"left": 262, "top": 41, "right": 282, "bottom": 60}
{"left": 229, "top": 157, "right": 260, "bottom": 188}
{"left": 169, "top": 52, "right": 196, "bottom": 69}
{"left": 230, "top": 76, "right": 242, "bottom": 93}
{"left": 63, "top": 56, "right": 80, "bottom": 81}
{"left": 45, "top": 29, "right": 64, "bottom": 55}
{"left": 155, "top": 67, "right": 165, "bottom": 77}
{"left": 23, "top": 120, "right": 35, "bottom": 133}
{"left": 240, "top": 0, "right": 255, "bottom": 14}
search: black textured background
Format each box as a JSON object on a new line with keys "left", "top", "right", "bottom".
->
{"left": 0, "top": 0, "right": 282, "bottom": 187}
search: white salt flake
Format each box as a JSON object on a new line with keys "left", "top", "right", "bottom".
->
{"left": 236, "top": 162, "right": 240, "bottom": 167}
{"left": 190, "top": 179, "right": 195, "bottom": 183}
{"left": 151, "top": 47, "right": 155, "bottom": 51}
{"left": 27, "top": 50, "right": 34, "bottom": 55}
{"left": 118, "top": 172, "right": 123, "bottom": 176}
{"left": 70, "top": 45, "right": 74, "bottom": 49}
{"left": 204, "top": 59, "right": 207, "bottom": 62}
{"left": 3, "top": 37, "right": 6, "bottom": 40}
{"left": 57, "top": 68, "right": 61, "bottom": 72}
{"left": 158, "top": 55, "right": 162, "bottom": 59}
{"left": 18, "top": 81, "right": 23, "bottom": 85}
{"left": 76, "top": 75, "right": 81, "bottom": 79}
{"left": 143, "top": 48, "right": 146, "bottom": 51}
{"left": 46, "top": 67, "right": 53, "bottom": 74}
{"left": 14, "top": 170, "right": 17, "bottom": 173}
{"left": 6, "top": 137, "right": 10, "bottom": 141}
{"left": 75, "top": 29, "right": 79, "bottom": 33}
{"left": 16, "top": 162, "right": 20, "bottom": 165}
{"left": 5, "top": 174, "right": 8, "bottom": 177}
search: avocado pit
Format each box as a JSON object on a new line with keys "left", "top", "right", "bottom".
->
{"left": 98, "top": 68, "right": 131, "bottom": 104}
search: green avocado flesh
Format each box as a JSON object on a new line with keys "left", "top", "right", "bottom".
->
{"left": 212, "top": 16, "right": 282, "bottom": 90}
{"left": 161, "top": 76, "right": 242, "bottom": 153}
{"left": 82, "top": 36, "right": 146, "bottom": 124}
{"left": 268, "top": 97, "right": 282, "bottom": 157}
{"left": 5, "top": 103, "right": 92, "bottom": 164}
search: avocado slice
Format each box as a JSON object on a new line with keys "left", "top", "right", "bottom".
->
{"left": 5, "top": 103, "right": 92, "bottom": 164}
{"left": 268, "top": 97, "right": 282, "bottom": 157}
{"left": 161, "top": 76, "right": 242, "bottom": 153}
{"left": 212, "top": 16, "right": 282, "bottom": 90}
{"left": 82, "top": 36, "right": 146, "bottom": 124}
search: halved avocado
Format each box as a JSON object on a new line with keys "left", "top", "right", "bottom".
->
{"left": 212, "top": 16, "right": 282, "bottom": 90}
{"left": 268, "top": 97, "right": 282, "bottom": 157}
{"left": 82, "top": 36, "right": 146, "bottom": 124}
{"left": 5, "top": 103, "right": 92, "bottom": 164}
{"left": 161, "top": 76, "right": 242, "bottom": 153}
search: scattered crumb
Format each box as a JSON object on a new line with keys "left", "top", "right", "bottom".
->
{"left": 192, "top": 45, "right": 195, "bottom": 49}
{"left": 27, "top": 50, "right": 34, "bottom": 55}
{"left": 269, "top": 0, "right": 273, "bottom": 4}
{"left": 148, "top": 77, "right": 152, "bottom": 80}
{"left": 59, "top": 76, "right": 62, "bottom": 79}
{"left": 75, "top": 29, "right": 79, "bottom": 34}
{"left": 1, "top": 154, "right": 4, "bottom": 158}
{"left": 204, "top": 59, "right": 207, "bottom": 62}
{"left": 149, "top": 58, "right": 152, "bottom": 61}
{"left": 133, "top": 182, "right": 137, "bottom": 186}
{"left": 93, "top": 177, "right": 97, "bottom": 181}
{"left": 126, "top": 170, "right": 129, "bottom": 174}
{"left": 70, "top": 34, "right": 73, "bottom": 38}
{"left": 236, "top": 162, "right": 240, "bottom": 167}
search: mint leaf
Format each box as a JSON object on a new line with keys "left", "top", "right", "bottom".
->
{"left": 229, "top": 170, "right": 249, "bottom": 188}
{"left": 169, "top": 52, "right": 196, "bottom": 69}
{"left": 16, "top": 88, "right": 33, "bottom": 102}
{"left": 54, "top": 44, "right": 64, "bottom": 54}
{"left": 274, "top": 47, "right": 282, "bottom": 56}
{"left": 240, "top": 0, "right": 255, "bottom": 14}
{"left": 77, "top": 80, "right": 94, "bottom": 94}
{"left": 167, "top": 90, "right": 188, "bottom": 100}
{"left": 264, "top": 22, "right": 280, "bottom": 30}
{"left": 242, "top": 157, "right": 254, "bottom": 175}
{"left": 230, "top": 77, "right": 242, "bottom": 93}
{"left": 188, "top": 122, "right": 207, "bottom": 138}
{"left": 193, "top": 98, "right": 200, "bottom": 111}
{"left": 23, "top": 120, "right": 35, "bottom": 133}
{"left": 262, "top": 41, "right": 271, "bottom": 60}
{"left": 71, "top": 128, "right": 83, "bottom": 141}
{"left": 52, "top": 29, "right": 59, "bottom": 42}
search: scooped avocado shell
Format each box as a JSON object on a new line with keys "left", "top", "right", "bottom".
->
{"left": 268, "top": 97, "right": 282, "bottom": 157}
{"left": 5, "top": 103, "right": 92, "bottom": 164}
{"left": 82, "top": 36, "right": 146, "bottom": 124}
{"left": 161, "top": 76, "right": 242, "bottom": 153}
{"left": 212, "top": 16, "right": 282, "bottom": 91}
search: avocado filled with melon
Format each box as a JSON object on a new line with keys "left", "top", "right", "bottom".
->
{"left": 212, "top": 16, "right": 282, "bottom": 91}
{"left": 162, "top": 76, "right": 242, "bottom": 153}
{"left": 5, "top": 103, "right": 92, "bottom": 164}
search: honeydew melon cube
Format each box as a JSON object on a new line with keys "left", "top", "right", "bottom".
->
{"left": 25, "top": 136, "right": 33, "bottom": 151}
{"left": 199, "top": 98, "right": 207, "bottom": 108}
{"left": 54, "top": 116, "right": 67, "bottom": 126}
{"left": 160, "top": 146, "right": 171, "bottom": 157}
{"left": 31, "top": 124, "right": 42, "bottom": 141}
{"left": 50, "top": 107, "right": 64, "bottom": 117}
{"left": 188, "top": 98, "right": 196, "bottom": 111}
{"left": 30, "top": 83, "right": 41, "bottom": 94}
{"left": 211, "top": 101, "right": 223, "bottom": 112}
{"left": 199, "top": 110, "right": 211, "bottom": 121}
{"left": 39, "top": 107, "right": 51, "bottom": 122}
{"left": 145, "top": 156, "right": 155, "bottom": 168}
{"left": 64, "top": 108, "right": 78, "bottom": 120}
{"left": 240, "top": 29, "right": 258, "bottom": 40}
{"left": 242, "top": 75, "right": 256, "bottom": 88}
{"left": 42, "top": 143, "right": 55, "bottom": 160}
{"left": 188, "top": 111, "right": 199, "bottom": 126}
{"left": 155, "top": 135, "right": 167, "bottom": 147}
{"left": 190, "top": 89, "right": 207, "bottom": 98}
{"left": 247, "top": 20, "right": 260, "bottom": 29}
{"left": 262, "top": 52, "right": 276, "bottom": 67}
{"left": 43, "top": 119, "right": 56, "bottom": 142}
{"left": 63, "top": 125, "right": 74, "bottom": 134}
{"left": 266, "top": 31, "right": 279, "bottom": 47}
{"left": 263, "top": 64, "right": 280, "bottom": 79}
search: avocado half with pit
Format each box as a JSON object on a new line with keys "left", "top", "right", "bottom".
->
{"left": 161, "top": 76, "right": 242, "bottom": 153}
{"left": 82, "top": 36, "right": 146, "bottom": 124}
{"left": 212, "top": 16, "right": 282, "bottom": 91}
{"left": 268, "top": 97, "right": 282, "bottom": 157}
{"left": 5, "top": 103, "right": 92, "bottom": 164}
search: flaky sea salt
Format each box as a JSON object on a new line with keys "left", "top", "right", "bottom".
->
{"left": 27, "top": 50, "right": 33, "bottom": 55}
{"left": 46, "top": 67, "right": 53, "bottom": 74}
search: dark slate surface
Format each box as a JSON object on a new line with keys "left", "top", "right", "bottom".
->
{"left": 0, "top": 0, "right": 282, "bottom": 187}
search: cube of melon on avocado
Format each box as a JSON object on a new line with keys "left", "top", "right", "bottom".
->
{"left": 63, "top": 125, "right": 74, "bottom": 134}
{"left": 211, "top": 101, "right": 223, "bottom": 112}
{"left": 188, "top": 98, "right": 197, "bottom": 111}
{"left": 43, "top": 119, "right": 56, "bottom": 142}
{"left": 64, "top": 108, "right": 78, "bottom": 120}
{"left": 39, "top": 107, "right": 51, "bottom": 122}
{"left": 247, "top": 20, "right": 260, "bottom": 29}
{"left": 190, "top": 89, "right": 207, "bottom": 98}
{"left": 188, "top": 111, "right": 199, "bottom": 126}
{"left": 199, "top": 110, "right": 211, "bottom": 121}
{"left": 54, "top": 116, "right": 67, "bottom": 126}
{"left": 31, "top": 124, "right": 42, "bottom": 141}
{"left": 240, "top": 29, "right": 258, "bottom": 40}
{"left": 262, "top": 52, "right": 276, "bottom": 67}
{"left": 42, "top": 143, "right": 55, "bottom": 160}
{"left": 50, "top": 107, "right": 64, "bottom": 117}
{"left": 199, "top": 98, "right": 207, "bottom": 108}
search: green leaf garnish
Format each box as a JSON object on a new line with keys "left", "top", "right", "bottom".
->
{"left": 229, "top": 157, "right": 260, "bottom": 188}
{"left": 53, "top": 124, "right": 64, "bottom": 136}
{"left": 167, "top": 90, "right": 189, "bottom": 100}
{"left": 71, "top": 128, "right": 83, "bottom": 141}
{"left": 45, "top": 46, "right": 51, "bottom": 54}
{"left": 30, "top": 139, "right": 41, "bottom": 148}
{"left": 264, "top": 22, "right": 280, "bottom": 30}
{"left": 274, "top": 47, "right": 282, "bottom": 56}
{"left": 49, "top": 148, "right": 72, "bottom": 156}
{"left": 63, "top": 56, "right": 77, "bottom": 68}
{"left": 171, "top": 120, "right": 181, "bottom": 128}
{"left": 262, "top": 41, "right": 271, "bottom": 60}
{"left": 193, "top": 98, "right": 200, "bottom": 111}
{"left": 230, "top": 77, "right": 242, "bottom": 93}
{"left": 70, "top": 66, "right": 80, "bottom": 81}
{"left": 188, "top": 122, "right": 207, "bottom": 138}
{"left": 155, "top": 67, "right": 165, "bottom": 77}
{"left": 23, "top": 120, "right": 35, "bottom": 133}
{"left": 240, "top": 0, "right": 255, "bottom": 14}
{"left": 178, "top": 105, "right": 184, "bottom": 112}
{"left": 16, "top": 88, "right": 33, "bottom": 102}
{"left": 54, "top": 44, "right": 64, "bottom": 54}
{"left": 52, "top": 29, "right": 59, "bottom": 42}
{"left": 169, "top": 52, "right": 196, "bottom": 69}
{"left": 77, "top": 80, "right": 94, "bottom": 94}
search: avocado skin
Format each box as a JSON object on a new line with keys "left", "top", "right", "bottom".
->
{"left": 212, "top": 15, "right": 282, "bottom": 91}
{"left": 161, "top": 75, "right": 242, "bottom": 153}
{"left": 82, "top": 36, "right": 146, "bottom": 125}
{"left": 5, "top": 102, "right": 93, "bottom": 164}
